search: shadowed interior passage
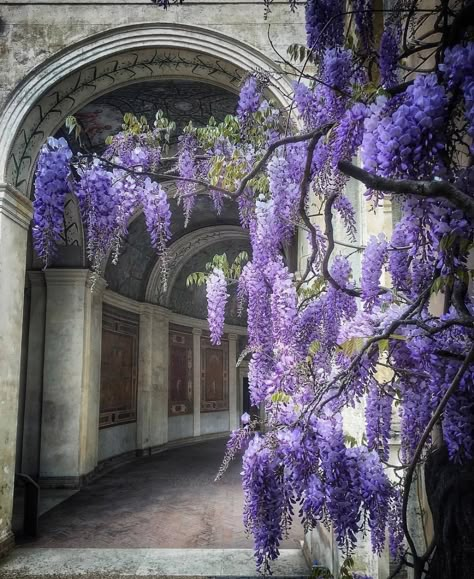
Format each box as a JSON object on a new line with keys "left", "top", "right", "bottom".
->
{"left": 20, "top": 439, "right": 303, "bottom": 549}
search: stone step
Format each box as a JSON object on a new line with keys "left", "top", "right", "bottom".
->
{"left": 0, "top": 548, "right": 312, "bottom": 578}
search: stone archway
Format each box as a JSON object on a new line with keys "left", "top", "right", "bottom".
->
{"left": 146, "top": 225, "right": 250, "bottom": 306}
{"left": 0, "top": 23, "right": 292, "bottom": 196}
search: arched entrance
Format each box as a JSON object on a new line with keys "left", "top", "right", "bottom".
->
{"left": 0, "top": 22, "right": 294, "bottom": 561}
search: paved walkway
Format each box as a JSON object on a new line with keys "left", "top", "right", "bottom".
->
{"left": 20, "top": 438, "right": 303, "bottom": 550}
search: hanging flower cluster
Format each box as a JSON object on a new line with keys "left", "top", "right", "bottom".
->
{"left": 237, "top": 75, "right": 261, "bottom": 123}
{"left": 75, "top": 162, "right": 121, "bottom": 276}
{"left": 32, "top": 137, "right": 72, "bottom": 266}
{"left": 362, "top": 75, "right": 448, "bottom": 180}
{"left": 206, "top": 268, "right": 229, "bottom": 345}
{"left": 176, "top": 133, "right": 198, "bottom": 225}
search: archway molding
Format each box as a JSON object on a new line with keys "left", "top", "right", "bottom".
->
{"left": 145, "top": 224, "right": 250, "bottom": 306}
{"left": 0, "top": 23, "right": 293, "bottom": 197}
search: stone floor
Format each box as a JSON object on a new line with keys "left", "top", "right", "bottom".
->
{"left": 18, "top": 438, "right": 304, "bottom": 550}
{"left": 0, "top": 547, "right": 311, "bottom": 578}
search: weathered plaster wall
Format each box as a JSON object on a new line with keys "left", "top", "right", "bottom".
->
{"left": 98, "top": 422, "right": 137, "bottom": 462}
{"left": 0, "top": 1, "right": 305, "bottom": 113}
{"left": 200, "top": 411, "right": 229, "bottom": 435}
{"left": 168, "top": 414, "right": 194, "bottom": 442}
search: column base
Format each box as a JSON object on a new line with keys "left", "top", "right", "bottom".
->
{"left": 0, "top": 529, "right": 15, "bottom": 560}
{"left": 38, "top": 470, "right": 96, "bottom": 490}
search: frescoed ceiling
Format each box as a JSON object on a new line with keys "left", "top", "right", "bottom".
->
{"left": 74, "top": 79, "right": 239, "bottom": 150}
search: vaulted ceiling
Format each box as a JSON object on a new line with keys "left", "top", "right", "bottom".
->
{"left": 46, "top": 78, "right": 249, "bottom": 323}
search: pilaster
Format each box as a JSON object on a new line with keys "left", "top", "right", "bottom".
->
{"left": 137, "top": 304, "right": 154, "bottom": 451}
{"left": 40, "top": 269, "right": 105, "bottom": 487}
{"left": 21, "top": 272, "right": 46, "bottom": 477}
{"left": 228, "top": 333, "right": 238, "bottom": 430}
{"left": 192, "top": 328, "right": 202, "bottom": 437}
{"left": 150, "top": 308, "right": 169, "bottom": 447}
{"left": 0, "top": 184, "right": 32, "bottom": 556}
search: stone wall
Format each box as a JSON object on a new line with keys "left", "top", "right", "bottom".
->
{"left": 0, "top": 1, "right": 305, "bottom": 113}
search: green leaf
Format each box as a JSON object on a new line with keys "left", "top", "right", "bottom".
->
{"left": 344, "top": 434, "right": 358, "bottom": 448}
{"left": 378, "top": 338, "right": 389, "bottom": 354}
{"left": 308, "top": 340, "right": 321, "bottom": 356}
{"left": 456, "top": 268, "right": 469, "bottom": 285}
{"left": 271, "top": 392, "right": 291, "bottom": 404}
{"left": 389, "top": 334, "right": 407, "bottom": 341}
{"left": 339, "top": 336, "right": 366, "bottom": 357}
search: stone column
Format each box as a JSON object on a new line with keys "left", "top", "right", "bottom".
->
{"left": 228, "top": 333, "right": 239, "bottom": 430}
{"left": 40, "top": 270, "right": 105, "bottom": 487}
{"left": 137, "top": 305, "right": 153, "bottom": 452}
{"left": 21, "top": 272, "right": 46, "bottom": 477}
{"left": 192, "top": 328, "right": 202, "bottom": 437}
{"left": 137, "top": 306, "right": 170, "bottom": 452}
{"left": 0, "top": 184, "right": 32, "bottom": 556}
{"left": 150, "top": 309, "right": 169, "bottom": 447}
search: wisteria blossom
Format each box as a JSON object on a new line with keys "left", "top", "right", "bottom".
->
{"left": 32, "top": 137, "right": 72, "bottom": 266}
{"left": 206, "top": 268, "right": 229, "bottom": 345}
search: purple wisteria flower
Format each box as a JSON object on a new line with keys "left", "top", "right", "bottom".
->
{"left": 361, "top": 234, "right": 388, "bottom": 311}
{"left": 379, "top": 25, "right": 400, "bottom": 88}
{"left": 142, "top": 177, "right": 172, "bottom": 262}
{"left": 305, "top": 0, "right": 344, "bottom": 51}
{"left": 237, "top": 75, "right": 261, "bottom": 123}
{"left": 206, "top": 268, "right": 229, "bottom": 345}
{"left": 75, "top": 161, "right": 120, "bottom": 275}
{"left": 32, "top": 137, "right": 72, "bottom": 266}
{"left": 353, "top": 0, "right": 373, "bottom": 54}
{"left": 362, "top": 75, "right": 447, "bottom": 180}
{"left": 241, "top": 412, "right": 251, "bottom": 425}
{"left": 177, "top": 134, "right": 197, "bottom": 225}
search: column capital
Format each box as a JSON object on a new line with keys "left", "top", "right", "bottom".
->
{"left": 45, "top": 269, "right": 89, "bottom": 286}
{"left": 140, "top": 303, "right": 155, "bottom": 317}
{"left": 44, "top": 269, "right": 106, "bottom": 293}
{"left": 27, "top": 271, "right": 45, "bottom": 286}
{"left": 192, "top": 328, "right": 202, "bottom": 336}
{"left": 228, "top": 333, "right": 238, "bottom": 342}
{"left": 0, "top": 183, "right": 33, "bottom": 231}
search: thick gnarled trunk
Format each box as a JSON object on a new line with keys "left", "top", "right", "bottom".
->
{"left": 424, "top": 446, "right": 474, "bottom": 579}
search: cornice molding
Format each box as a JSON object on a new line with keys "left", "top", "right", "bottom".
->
{"left": 0, "top": 183, "right": 32, "bottom": 230}
{"left": 103, "top": 288, "right": 247, "bottom": 335}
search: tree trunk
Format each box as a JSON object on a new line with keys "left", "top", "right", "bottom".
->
{"left": 424, "top": 446, "right": 474, "bottom": 578}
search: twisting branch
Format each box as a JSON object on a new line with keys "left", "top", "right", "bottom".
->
{"left": 235, "top": 125, "right": 332, "bottom": 197}
{"left": 338, "top": 160, "right": 474, "bottom": 219}
{"left": 83, "top": 155, "right": 234, "bottom": 198}
{"left": 321, "top": 193, "right": 361, "bottom": 297}
{"left": 308, "top": 283, "right": 433, "bottom": 415}
{"left": 296, "top": 134, "right": 321, "bottom": 290}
